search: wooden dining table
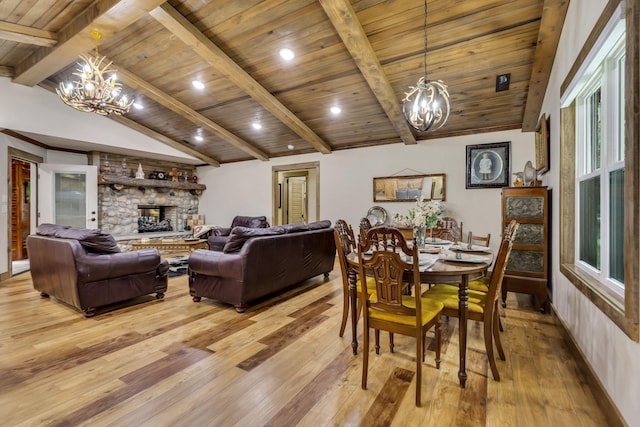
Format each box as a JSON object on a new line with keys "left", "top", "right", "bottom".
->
{"left": 346, "top": 248, "right": 493, "bottom": 388}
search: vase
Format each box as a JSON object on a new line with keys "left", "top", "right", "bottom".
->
{"left": 413, "top": 226, "right": 426, "bottom": 248}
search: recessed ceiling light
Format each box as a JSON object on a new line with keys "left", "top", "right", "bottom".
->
{"left": 252, "top": 122, "right": 262, "bottom": 130}
{"left": 279, "top": 48, "right": 295, "bottom": 61}
{"left": 287, "top": 144, "right": 294, "bottom": 150}
{"left": 330, "top": 106, "right": 342, "bottom": 115}
{"left": 192, "top": 80, "right": 205, "bottom": 90}
{"left": 195, "top": 135, "right": 203, "bottom": 142}
{"left": 133, "top": 102, "right": 143, "bottom": 110}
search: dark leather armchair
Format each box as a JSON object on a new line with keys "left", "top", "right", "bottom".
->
{"left": 27, "top": 224, "right": 169, "bottom": 317}
{"left": 208, "top": 215, "right": 270, "bottom": 251}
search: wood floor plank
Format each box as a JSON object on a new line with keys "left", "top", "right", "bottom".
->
{"left": 0, "top": 266, "right": 612, "bottom": 426}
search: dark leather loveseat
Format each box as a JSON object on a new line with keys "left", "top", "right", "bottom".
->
{"left": 189, "top": 220, "right": 336, "bottom": 312}
{"left": 208, "top": 215, "right": 270, "bottom": 251}
{"left": 26, "top": 224, "right": 169, "bottom": 317}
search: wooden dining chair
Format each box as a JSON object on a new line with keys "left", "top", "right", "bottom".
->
{"left": 358, "top": 226, "right": 443, "bottom": 406}
{"left": 467, "top": 220, "right": 518, "bottom": 293}
{"left": 467, "top": 231, "right": 491, "bottom": 247}
{"left": 334, "top": 219, "right": 376, "bottom": 337}
{"left": 422, "top": 227, "right": 517, "bottom": 381}
{"left": 432, "top": 216, "right": 463, "bottom": 242}
{"left": 359, "top": 217, "right": 372, "bottom": 243}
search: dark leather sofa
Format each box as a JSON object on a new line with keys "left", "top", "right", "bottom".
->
{"left": 26, "top": 224, "right": 169, "bottom": 317}
{"left": 208, "top": 215, "right": 270, "bottom": 251}
{"left": 189, "top": 220, "right": 336, "bottom": 312}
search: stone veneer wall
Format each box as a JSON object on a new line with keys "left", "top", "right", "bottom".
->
{"left": 98, "top": 185, "right": 199, "bottom": 237}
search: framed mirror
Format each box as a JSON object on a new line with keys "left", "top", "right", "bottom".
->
{"left": 373, "top": 174, "right": 446, "bottom": 202}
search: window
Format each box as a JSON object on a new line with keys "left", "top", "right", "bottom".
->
{"left": 575, "top": 34, "right": 625, "bottom": 300}
{"left": 560, "top": 0, "right": 638, "bottom": 341}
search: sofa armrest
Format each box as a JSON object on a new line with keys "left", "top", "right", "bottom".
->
{"left": 188, "top": 249, "right": 243, "bottom": 280}
{"left": 213, "top": 227, "right": 231, "bottom": 237}
{"left": 76, "top": 249, "right": 163, "bottom": 282}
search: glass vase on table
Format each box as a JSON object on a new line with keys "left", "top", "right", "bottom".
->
{"left": 413, "top": 226, "right": 426, "bottom": 248}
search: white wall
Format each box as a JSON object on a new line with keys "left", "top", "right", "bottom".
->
{"left": 541, "top": 1, "right": 638, "bottom": 425}
{"left": 197, "top": 129, "right": 534, "bottom": 255}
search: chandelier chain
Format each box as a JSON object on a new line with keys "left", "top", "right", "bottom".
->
{"left": 423, "top": 0, "right": 427, "bottom": 79}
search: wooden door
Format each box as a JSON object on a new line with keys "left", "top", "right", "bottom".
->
{"left": 286, "top": 176, "right": 307, "bottom": 224}
{"left": 11, "top": 159, "right": 31, "bottom": 261}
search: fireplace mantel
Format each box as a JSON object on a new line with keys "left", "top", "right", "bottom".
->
{"left": 99, "top": 173, "right": 206, "bottom": 194}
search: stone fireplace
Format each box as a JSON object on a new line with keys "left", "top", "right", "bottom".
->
{"left": 98, "top": 186, "right": 199, "bottom": 237}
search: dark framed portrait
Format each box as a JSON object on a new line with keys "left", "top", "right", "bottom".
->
{"left": 466, "top": 141, "right": 511, "bottom": 189}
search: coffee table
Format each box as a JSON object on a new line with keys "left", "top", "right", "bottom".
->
{"left": 130, "top": 238, "right": 208, "bottom": 253}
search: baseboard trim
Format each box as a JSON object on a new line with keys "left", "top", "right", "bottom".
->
{"left": 551, "top": 304, "right": 628, "bottom": 427}
{"left": 0, "top": 271, "right": 10, "bottom": 282}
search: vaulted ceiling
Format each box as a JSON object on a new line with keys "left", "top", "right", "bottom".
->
{"left": 0, "top": 0, "right": 569, "bottom": 166}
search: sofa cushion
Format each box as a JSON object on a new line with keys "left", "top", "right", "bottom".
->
{"left": 36, "top": 224, "right": 120, "bottom": 253}
{"left": 223, "top": 226, "right": 286, "bottom": 253}
{"left": 282, "top": 223, "right": 309, "bottom": 233}
{"left": 230, "top": 215, "right": 269, "bottom": 229}
{"left": 308, "top": 220, "right": 331, "bottom": 230}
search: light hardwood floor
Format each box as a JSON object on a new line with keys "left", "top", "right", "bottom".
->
{"left": 0, "top": 264, "right": 610, "bottom": 426}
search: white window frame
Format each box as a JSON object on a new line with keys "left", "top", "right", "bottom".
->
{"left": 573, "top": 23, "right": 626, "bottom": 303}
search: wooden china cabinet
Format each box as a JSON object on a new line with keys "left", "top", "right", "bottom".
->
{"left": 501, "top": 186, "right": 550, "bottom": 313}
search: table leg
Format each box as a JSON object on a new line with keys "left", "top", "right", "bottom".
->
{"left": 348, "top": 268, "right": 358, "bottom": 355}
{"left": 458, "top": 275, "right": 469, "bottom": 388}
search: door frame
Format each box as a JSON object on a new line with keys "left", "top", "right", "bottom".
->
{"left": 272, "top": 161, "right": 320, "bottom": 226}
{"left": 4, "top": 148, "right": 43, "bottom": 281}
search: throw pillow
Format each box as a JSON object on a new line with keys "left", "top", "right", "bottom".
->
{"left": 222, "top": 226, "right": 286, "bottom": 253}
{"left": 282, "top": 223, "right": 309, "bottom": 233}
{"left": 308, "top": 220, "right": 331, "bottom": 230}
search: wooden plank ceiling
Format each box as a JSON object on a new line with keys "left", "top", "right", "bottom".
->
{"left": 0, "top": 0, "right": 569, "bottom": 166}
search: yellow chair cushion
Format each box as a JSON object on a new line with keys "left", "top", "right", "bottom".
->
{"left": 423, "top": 284, "right": 487, "bottom": 314}
{"left": 430, "top": 277, "right": 489, "bottom": 293}
{"left": 368, "top": 296, "right": 443, "bottom": 326}
{"left": 357, "top": 276, "right": 378, "bottom": 299}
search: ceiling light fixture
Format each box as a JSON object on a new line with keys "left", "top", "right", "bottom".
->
{"left": 195, "top": 135, "right": 203, "bottom": 142}
{"left": 133, "top": 102, "right": 144, "bottom": 110}
{"left": 252, "top": 122, "right": 262, "bottom": 130}
{"left": 192, "top": 80, "right": 205, "bottom": 90}
{"left": 280, "top": 48, "right": 295, "bottom": 61}
{"left": 56, "top": 30, "right": 133, "bottom": 116}
{"left": 330, "top": 106, "right": 342, "bottom": 115}
{"left": 287, "top": 144, "right": 294, "bottom": 150}
{"left": 401, "top": 0, "right": 450, "bottom": 132}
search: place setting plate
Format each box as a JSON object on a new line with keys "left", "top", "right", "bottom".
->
{"left": 423, "top": 238, "right": 452, "bottom": 246}
{"left": 449, "top": 241, "right": 491, "bottom": 253}
{"left": 440, "top": 252, "right": 490, "bottom": 264}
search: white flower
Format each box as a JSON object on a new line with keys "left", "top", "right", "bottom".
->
{"left": 393, "top": 197, "right": 444, "bottom": 229}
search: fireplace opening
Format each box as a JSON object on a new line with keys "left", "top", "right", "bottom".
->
{"left": 138, "top": 205, "right": 176, "bottom": 233}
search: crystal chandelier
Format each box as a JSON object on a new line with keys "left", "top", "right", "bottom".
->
{"left": 402, "top": 0, "right": 450, "bottom": 132}
{"left": 56, "top": 30, "right": 133, "bottom": 116}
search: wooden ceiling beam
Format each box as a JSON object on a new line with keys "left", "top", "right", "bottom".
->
{"left": 0, "top": 66, "right": 13, "bottom": 77}
{"left": 319, "top": 0, "right": 416, "bottom": 145}
{"left": 149, "top": 3, "right": 333, "bottom": 155}
{"left": 521, "top": 0, "right": 570, "bottom": 131}
{"left": 12, "top": 0, "right": 167, "bottom": 86}
{"left": 115, "top": 65, "right": 269, "bottom": 161}
{"left": 0, "top": 21, "right": 57, "bottom": 47}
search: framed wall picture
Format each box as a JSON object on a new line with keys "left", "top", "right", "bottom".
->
{"left": 535, "top": 113, "right": 550, "bottom": 174}
{"left": 466, "top": 141, "right": 511, "bottom": 189}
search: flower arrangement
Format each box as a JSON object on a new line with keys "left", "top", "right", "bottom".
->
{"left": 393, "top": 198, "right": 444, "bottom": 230}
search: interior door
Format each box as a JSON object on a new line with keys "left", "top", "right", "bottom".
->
{"left": 286, "top": 176, "right": 307, "bottom": 224}
{"left": 38, "top": 164, "right": 98, "bottom": 228}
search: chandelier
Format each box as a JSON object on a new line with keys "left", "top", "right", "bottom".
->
{"left": 56, "top": 30, "right": 133, "bottom": 116}
{"left": 401, "top": 0, "right": 450, "bottom": 132}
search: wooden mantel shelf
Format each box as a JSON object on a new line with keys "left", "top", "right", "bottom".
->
{"left": 99, "top": 174, "right": 206, "bottom": 192}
